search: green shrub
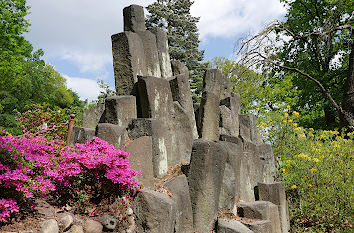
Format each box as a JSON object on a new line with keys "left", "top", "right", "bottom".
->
{"left": 262, "top": 109, "right": 353, "bottom": 232}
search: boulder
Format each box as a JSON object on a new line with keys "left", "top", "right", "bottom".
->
{"left": 133, "top": 190, "right": 176, "bottom": 233}
{"left": 84, "top": 219, "right": 103, "bottom": 233}
{"left": 171, "top": 60, "right": 189, "bottom": 75}
{"left": 239, "top": 140, "right": 263, "bottom": 202}
{"left": 171, "top": 102, "right": 194, "bottom": 163}
{"left": 40, "top": 219, "right": 58, "bottom": 233}
{"left": 69, "top": 225, "right": 84, "bottom": 233}
{"left": 127, "top": 118, "right": 168, "bottom": 178}
{"left": 58, "top": 214, "right": 73, "bottom": 232}
{"left": 99, "top": 215, "right": 117, "bottom": 231}
{"left": 257, "top": 144, "right": 277, "bottom": 183}
{"left": 203, "top": 69, "right": 222, "bottom": 97}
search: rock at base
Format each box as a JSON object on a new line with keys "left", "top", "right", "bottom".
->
{"left": 124, "top": 135, "right": 155, "bottom": 188}
{"left": 70, "top": 127, "right": 95, "bottom": 144}
{"left": 165, "top": 175, "right": 194, "bottom": 233}
{"left": 40, "top": 219, "right": 58, "bottom": 233}
{"left": 84, "top": 219, "right": 103, "bottom": 233}
{"left": 217, "top": 218, "right": 254, "bottom": 233}
{"left": 257, "top": 182, "right": 290, "bottom": 233}
{"left": 243, "top": 220, "right": 272, "bottom": 233}
{"left": 95, "top": 123, "right": 127, "bottom": 149}
{"left": 133, "top": 189, "right": 176, "bottom": 233}
{"left": 237, "top": 201, "right": 281, "bottom": 233}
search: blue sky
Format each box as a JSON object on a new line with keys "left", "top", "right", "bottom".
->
{"left": 25, "top": 0, "right": 286, "bottom": 101}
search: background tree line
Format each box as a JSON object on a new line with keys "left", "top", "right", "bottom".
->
{"left": 0, "top": 0, "right": 83, "bottom": 134}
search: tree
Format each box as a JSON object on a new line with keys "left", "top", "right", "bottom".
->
{"left": 210, "top": 57, "right": 300, "bottom": 113}
{"left": 0, "top": 0, "right": 83, "bottom": 134}
{"left": 238, "top": 0, "right": 354, "bottom": 129}
{"left": 146, "top": 0, "right": 206, "bottom": 101}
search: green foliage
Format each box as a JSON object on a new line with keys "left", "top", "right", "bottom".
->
{"left": 16, "top": 103, "right": 70, "bottom": 140}
{"left": 261, "top": 109, "right": 354, "bottom": 232}
{"left": 210, "top": 57, "right": 299, "bottom": 113}
{"left": 146, "top": 0, "right": 206, "bottom": 101}
{"left": 273, "top": 0, "right": 353, "bottom": 128}
{"left": 0, "top": 0, "right": 84, "bottom": 133}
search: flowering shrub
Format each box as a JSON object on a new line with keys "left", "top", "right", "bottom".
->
{"left": 0, "top": 131, "right": 142, "bottom": 222}
{"left": 16, "top": 103, "right": 69, "bottom": 140}
{"left": 259, "top": 109, "right": 354, "bottom": 232}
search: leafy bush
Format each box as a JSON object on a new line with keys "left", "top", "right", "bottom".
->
{"left": 0, "top": 130, "right": 141, "bottom": 222}
{"left": 260, "top": 109, "right": 353, "bottom": 232}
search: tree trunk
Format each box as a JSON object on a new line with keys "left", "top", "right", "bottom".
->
{"left": 340, "top": 41, "right": 354, "bottom": 128}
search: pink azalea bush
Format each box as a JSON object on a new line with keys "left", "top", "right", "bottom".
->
{"left": 0, "top": 129, "right": 142, "bottom": 222}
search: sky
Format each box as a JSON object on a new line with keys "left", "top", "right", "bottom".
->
{"left": 25, "top": 0, "right": 286, "bottom": 101}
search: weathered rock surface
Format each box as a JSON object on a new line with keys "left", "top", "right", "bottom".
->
{"left": 137, "top": 75, "right": 180, "bottom": 168}
{"left": 103, "top": 96, "right": 137, "bottom": 127}
{"left": 243, "top": 220, "right": 272, "bottom": 233}
{"left": 171, "top": 60, "right": 189, "bottom": 75}
{"left": 188, "top": 139, "right": 227, "bottom": 232}
{"left": 133, "top": 190, "right": 176, "bottom": 233}
{"left": 95, "top": 123, "right": 127, "bottom": 149}
{"left": 70, "top": 126, "right": 95, "bottom": 144}
{"left": 218, "top": 140, "right": 244, "bottom": 210}
{"left": 203, "top": 69, "right": 222, "bottom": 97}
{"left": 257, "top": 144, "right": 277, "bottom": 183}
{"left": 237, "top": 201, "right": 281, "bottom": 233}
{"left": 84, "top": 219, "right": 103, "bottom": 233}
{"left": 82, "top": 103, "right": 105, "bottom": 129}
{"left": 99, "top": 215, "right": 117, "bottom": 231}
{"left": 171, "top": 102, "right": 194, "bottom": 163}
{"left": 69, "top": 225, "right": 84, "bottom": 233}
{"left": 169, "top": 73, "right": 198, "bottom": 139}
{"left": 149, "top": 27, "right": 173, "bottom": 78}
{"left": 123, "top": 5, "right": 146, "bottom": 32}
{"left": 127, "top": 118, "right": 169, "bottom": 177}
{"left": 165, "top": 175, "right": 194, "bottom": 233}
{"left": 217, "top": 218, "right": 254, "bottom": 233}
{"left": 124, "top": 135, "right": 154, "bottom": 188}
{"left": 136, "top": 31, "right": 161, "bottom": 78}
{"left": 197, "top": 91, "right": 220, "bottom": 140}
{"left": 258, "top": 182, "right": 290, "bottom": 233}
{"left": 40, "top": 219, "right": 58, "bottom": 233}
{"left": 112, "top": 31, "right": 147, "bottom": 95}
{"left": 58, "top": 214, "right": 73, "bottom": 232}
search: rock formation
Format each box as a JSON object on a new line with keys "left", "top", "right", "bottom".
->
{"left": 73, "top": 4, "right": 290, "bottom": 233}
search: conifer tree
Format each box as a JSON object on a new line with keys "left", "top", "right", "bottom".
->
{"left": 146, "top": 0, "right": 206, "bottom": 101}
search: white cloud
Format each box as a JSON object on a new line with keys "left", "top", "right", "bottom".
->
{"left": 26, "top": 0, "right": 155, "bottom": 74}
{"left": 191, "top": 0, "right": 286, "bottom": 39}
{"left": 65, "top": 75, "right": 100, "bottom": 101}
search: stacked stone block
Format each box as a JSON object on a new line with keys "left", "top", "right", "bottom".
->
{"left": 71, "top": 4, "right": 290, "bottom": 233}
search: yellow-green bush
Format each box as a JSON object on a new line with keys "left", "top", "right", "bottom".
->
{"left": 259, "top": 109, "right": 353, "bottom": 232}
